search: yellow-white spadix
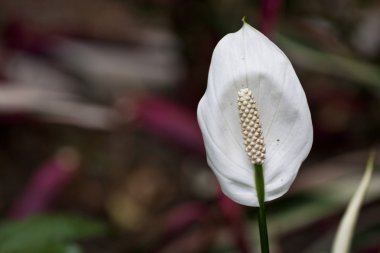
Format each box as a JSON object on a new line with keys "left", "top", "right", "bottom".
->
{"left": 197, "top": 21, "right": 313, "bottom": 207}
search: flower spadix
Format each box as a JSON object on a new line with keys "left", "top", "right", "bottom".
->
{"left": 197, "top": 22, "right": 313, "bottom": 206}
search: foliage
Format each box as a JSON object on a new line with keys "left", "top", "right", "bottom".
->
{"left": 0, "top": 214, "right": 107, "bottom": 253}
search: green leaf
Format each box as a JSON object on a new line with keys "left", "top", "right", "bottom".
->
{"left": 331, "top": 150, "right": 376, "bottom": 253}
{"left": 6, "top": 241, "right": 82, "bottom": 253}
{"left": 0, "top": 214, "right": 106, "bottom": 253}
{"left": 276, "top": 34, "right": 380, "bottom": 94}
{"left": 63, "top": 244, "right": 82, "bottom": 253}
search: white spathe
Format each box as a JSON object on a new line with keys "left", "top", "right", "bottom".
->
{"left": 197, "top": 22, "right": 313, "bottom": 207}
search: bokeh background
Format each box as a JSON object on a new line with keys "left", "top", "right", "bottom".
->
{"left": 0, "top": 0, "right": 379, "bottom": 252}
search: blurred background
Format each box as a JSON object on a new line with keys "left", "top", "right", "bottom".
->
{"left": 0, "top": 0, "right": 379, "bottom": 252}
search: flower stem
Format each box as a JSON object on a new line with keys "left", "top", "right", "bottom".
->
{"left": 254, "top": 164, "right": 269, "bottom": 253}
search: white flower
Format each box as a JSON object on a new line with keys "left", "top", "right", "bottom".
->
{"left": 197, "top": 22, "right": 313, "bottom": 207}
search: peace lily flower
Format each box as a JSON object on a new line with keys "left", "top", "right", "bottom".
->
{"left": 197, "top": 21, "right": 313, "bottom": 207}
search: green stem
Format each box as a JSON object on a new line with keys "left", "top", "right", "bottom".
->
{"left": 254, "top": 164, "right": 269, "bottom": 253}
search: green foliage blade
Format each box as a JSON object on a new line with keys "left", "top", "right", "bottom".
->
{"left": 331, "top": 150, "right": 376, "bottom": 253}
{"left": 0, "top": 214, "right": 106, "bottom": 253}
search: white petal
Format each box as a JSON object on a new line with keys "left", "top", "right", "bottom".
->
{"left": 197, "top": 23, "right": 313, "bottom": 206}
